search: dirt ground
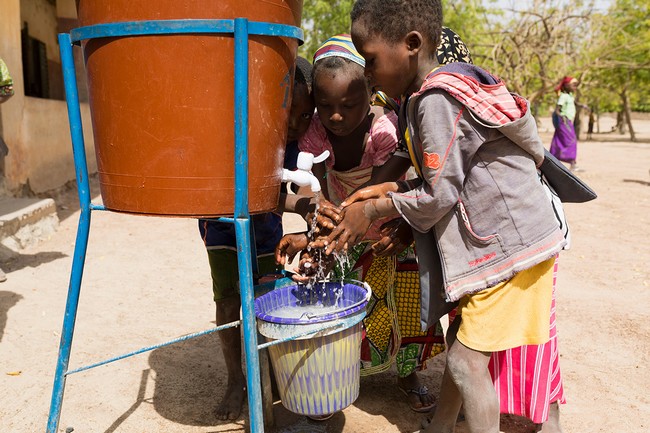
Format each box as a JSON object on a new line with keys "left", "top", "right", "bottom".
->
{"left": 1, "top": 115, "right": 649, "bottom": 433}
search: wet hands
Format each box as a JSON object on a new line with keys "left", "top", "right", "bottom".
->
{"left": 274, "top": 232, "right": 336, "bottom": 284}
{"left": 317, "top": 182, "right": 400, "bottom": 255}
{"left": 274, "top": 233, "right": 309, "bottom": 266}
{"left": 276, "top": 185, "right": 401, "bottom": 279}
{"left": 340, "top": 182, "right": 399, "bottom": 207}
{"left": 306, "top": 196, "right": 342, "bottom": 234}
{"left": 370, "top": 218, "right": 413, "bottom": 257}
{"left": 312, "top": 201, "right": 374, "bottom": 254}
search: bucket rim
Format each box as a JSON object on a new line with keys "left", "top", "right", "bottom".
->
{"left": 254, "top": 279, "right": 371, "bottom": 325}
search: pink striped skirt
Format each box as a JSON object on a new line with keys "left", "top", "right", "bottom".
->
{"left": 488, "top": 257, "right": 565, "bottom": 423}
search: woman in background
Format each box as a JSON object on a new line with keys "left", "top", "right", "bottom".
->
{"left": 550, "top": 76, "right": 581, "bottom": 171}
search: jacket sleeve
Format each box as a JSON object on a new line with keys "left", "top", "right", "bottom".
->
{"left": 390, "top": 91, "right": 484, "bottom": 233}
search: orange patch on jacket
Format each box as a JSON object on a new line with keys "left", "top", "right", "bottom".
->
{"left": 424, "top": 152, "right": 441, "bottom": 169}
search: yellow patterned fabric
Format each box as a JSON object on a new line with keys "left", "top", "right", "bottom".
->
{"left": 362, "top": 255, "right": 399, "bottom": 372}
{"left": 338, "top": 245, "right": 446, "bottom": 377}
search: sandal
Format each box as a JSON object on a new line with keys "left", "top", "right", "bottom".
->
{"left": 398, "top": 385, "right": 436, "bottom": 413}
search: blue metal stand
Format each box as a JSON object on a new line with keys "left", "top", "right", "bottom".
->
{"left": 48, "top": 19, "right": 302, "bottom": 433}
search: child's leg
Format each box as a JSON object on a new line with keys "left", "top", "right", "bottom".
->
{"left": 397, "top": 371, "right": 436, "bottom": 412}
{"left": 214, "top": 296, "right": 246, "bottom": 420}
{"left": 423, "top": 317, "right": 463, "bottom": 433}
{"left": 424, "top": 316, "right": 499, "bottom": 433}
{"left": 208, "top": 250, "right": 246, "bottom": 420}
{"left": 446, "top": 339, "right": 498, "bottom": 433}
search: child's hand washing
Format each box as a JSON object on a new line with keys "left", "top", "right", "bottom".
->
{"left": 340, "top": 182, "right": 399, "bottom": 207}
{"left": 274, "top": 233, "right": 309, "bottom": 266}
{"left": 371, "top": 218, "right": 413, "bottom": 257}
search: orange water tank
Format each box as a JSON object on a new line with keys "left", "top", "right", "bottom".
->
{"left": 77, "top": 1, "right": 302, "bottom": 216}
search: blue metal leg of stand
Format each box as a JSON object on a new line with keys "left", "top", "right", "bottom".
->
{"left": 233, "top": 18, "right": 264, "bottom": 433}
{"left": 47, "top": 19, "right": 302, "bottom": 433}
{"left": 47, "top": 33, "right": 93, "bottom": 433}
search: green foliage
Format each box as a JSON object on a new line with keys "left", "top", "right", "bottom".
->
{"left": 297, "top": 0, "right": 650, "bottom": 115}
{"left": 299, "top": 0, "right": 355, "bottom": 60}
{"left": 442, "top": 0, "right": 492, "bottom": 53}
{"left": 581, "top": 0, "right": 650, "bottom": 112}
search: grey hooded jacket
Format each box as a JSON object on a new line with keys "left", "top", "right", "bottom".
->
{"left": 391, "top": 64, "right": 566, "bottom": 330}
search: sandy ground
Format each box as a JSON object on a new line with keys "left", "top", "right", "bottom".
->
{"left": 1, "top": 115, "right": 649, "bottom": 433}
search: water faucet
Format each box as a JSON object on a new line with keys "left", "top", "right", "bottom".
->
{"left": 282, "top": 150, "right": 330, "bottom": 193}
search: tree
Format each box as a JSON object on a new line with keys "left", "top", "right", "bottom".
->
{"left": 299, "top": 0, "right": 491, "bottom": 62}
{"left": 442, "top": 0, "right": 492, "bottom": 52}
{"left": 299, "top": 0, "right": 355, "bottom": 60}
{"left": 296, "top": 0, "right": 650, "bottom": 143}
{"left": 580, "top": 0, "right": 650, "bottom": 140}
{"left": 475, "top": 0, "right": 593, "bottom": 108}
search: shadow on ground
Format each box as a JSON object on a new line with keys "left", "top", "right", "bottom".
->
{"left": 147, "top": 332, "right": 229, "bottom": 427}
{"left": 623, "top": 179, "right": 650, "bottom": 187}
{"left": 0, "top": 290, "right": 22, "bottom": 342}
{"left": 0, "top": 244, "right": 67, "bottom": 273}
{"left": 143, "top": 329, "right": 355, "bottom": 433}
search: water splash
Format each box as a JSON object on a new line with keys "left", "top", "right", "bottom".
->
{"left": 295, "top": 191, "right": 352, "bottom": 310}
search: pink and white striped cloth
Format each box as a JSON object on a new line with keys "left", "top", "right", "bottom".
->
{"left": 447, "top": 257, "right": 565, "bottom": 423}
{"left": 488, "top": 257, "right": 565, "bottom": 423}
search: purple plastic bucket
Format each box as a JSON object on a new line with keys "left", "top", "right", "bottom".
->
{"left": 254, "top": 281, "right": 371, "bottom": 416}
{"left": 254, "top": 281, "right": 369, "bottom": 325}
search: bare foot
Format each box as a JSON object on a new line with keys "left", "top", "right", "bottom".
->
{"left": 215, "top": 380, "right": 247, "bottom": 421}
{"left": 398, "top": 372, "right": 436, "bottom": 413}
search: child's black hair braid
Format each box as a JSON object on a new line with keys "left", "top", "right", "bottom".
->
{"left": 350, "top": 0, "right": 443, "bottom": 50}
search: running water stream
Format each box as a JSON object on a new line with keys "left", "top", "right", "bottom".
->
{"left": 272, "top": 192, "right": 353, "bottom": 320}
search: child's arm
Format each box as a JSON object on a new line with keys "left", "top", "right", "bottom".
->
{"left": 277, "top": 192, "right": 340, "bottom": 230}
{"left": 322, "top": 195, "right": 399, "bottom": 253}
{"left": 361, "top": 110, "right": 411, "bottom": 189}
{"left": 314, "top": 182, "right": 400, "bottom": 253}
{"left": 365, "top": 154, "right": 412, "bottom": 187}
{"left": 275, "top": 232, "right": 309, "bottom": 266}
{"left": 370, "top": 218, "right": 414, "bottom": 257}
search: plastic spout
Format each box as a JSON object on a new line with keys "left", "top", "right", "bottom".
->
{"left": 281, "top": 150, "right": 330, "bottom": 193}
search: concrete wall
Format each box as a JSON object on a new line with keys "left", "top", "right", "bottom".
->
{"left": 0, "top": 0, "right": 96, "bottom": 197}
{"left": 22, "top": 97, "right": 96, "bottom": 193}
{"left": 20, "top": 0, "right": 60, "bottom": 63}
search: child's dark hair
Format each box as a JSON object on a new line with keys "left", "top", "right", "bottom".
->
{"left": 350, "top": 0, "right": 443, "bottom": 50}
{"left": 294, "top": 56, "right": 313, "bottom": 91}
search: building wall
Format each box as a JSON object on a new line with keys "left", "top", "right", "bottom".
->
{"left": 0, "top": 0, "right": 96, "bottom": 197}
{"left": 20, "top": 0, "right": 59, "bottom": 63}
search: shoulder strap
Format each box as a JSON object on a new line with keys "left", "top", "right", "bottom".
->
{"left": 397, "top": 96, "right": 424, "bottom": 179}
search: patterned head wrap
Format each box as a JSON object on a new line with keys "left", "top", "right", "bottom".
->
{"left": 437, "top": 27, "right": 473, "bottom": 65}
{"left": 313, "top": 34, "right": 365, "bottom": 67}
{"left": 555, "top": 76, "right": 578, "bottom": 92}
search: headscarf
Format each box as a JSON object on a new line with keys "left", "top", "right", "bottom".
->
{"left": 437, "top": 27, "right": 473, "bottom": 64}
{"left": 313, "top": 34, "right": 365, "bottom": 67}
{"left": 555, "top": 76, "right": 578, "bottom": 93}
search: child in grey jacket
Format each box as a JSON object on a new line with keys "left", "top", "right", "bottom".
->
{"left": 320, "top": 1, "right": 567, "bottom": 432}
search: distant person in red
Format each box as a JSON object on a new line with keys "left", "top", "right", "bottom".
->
{"left": 550, "top": 76, "right": 581, "bottom": 171}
